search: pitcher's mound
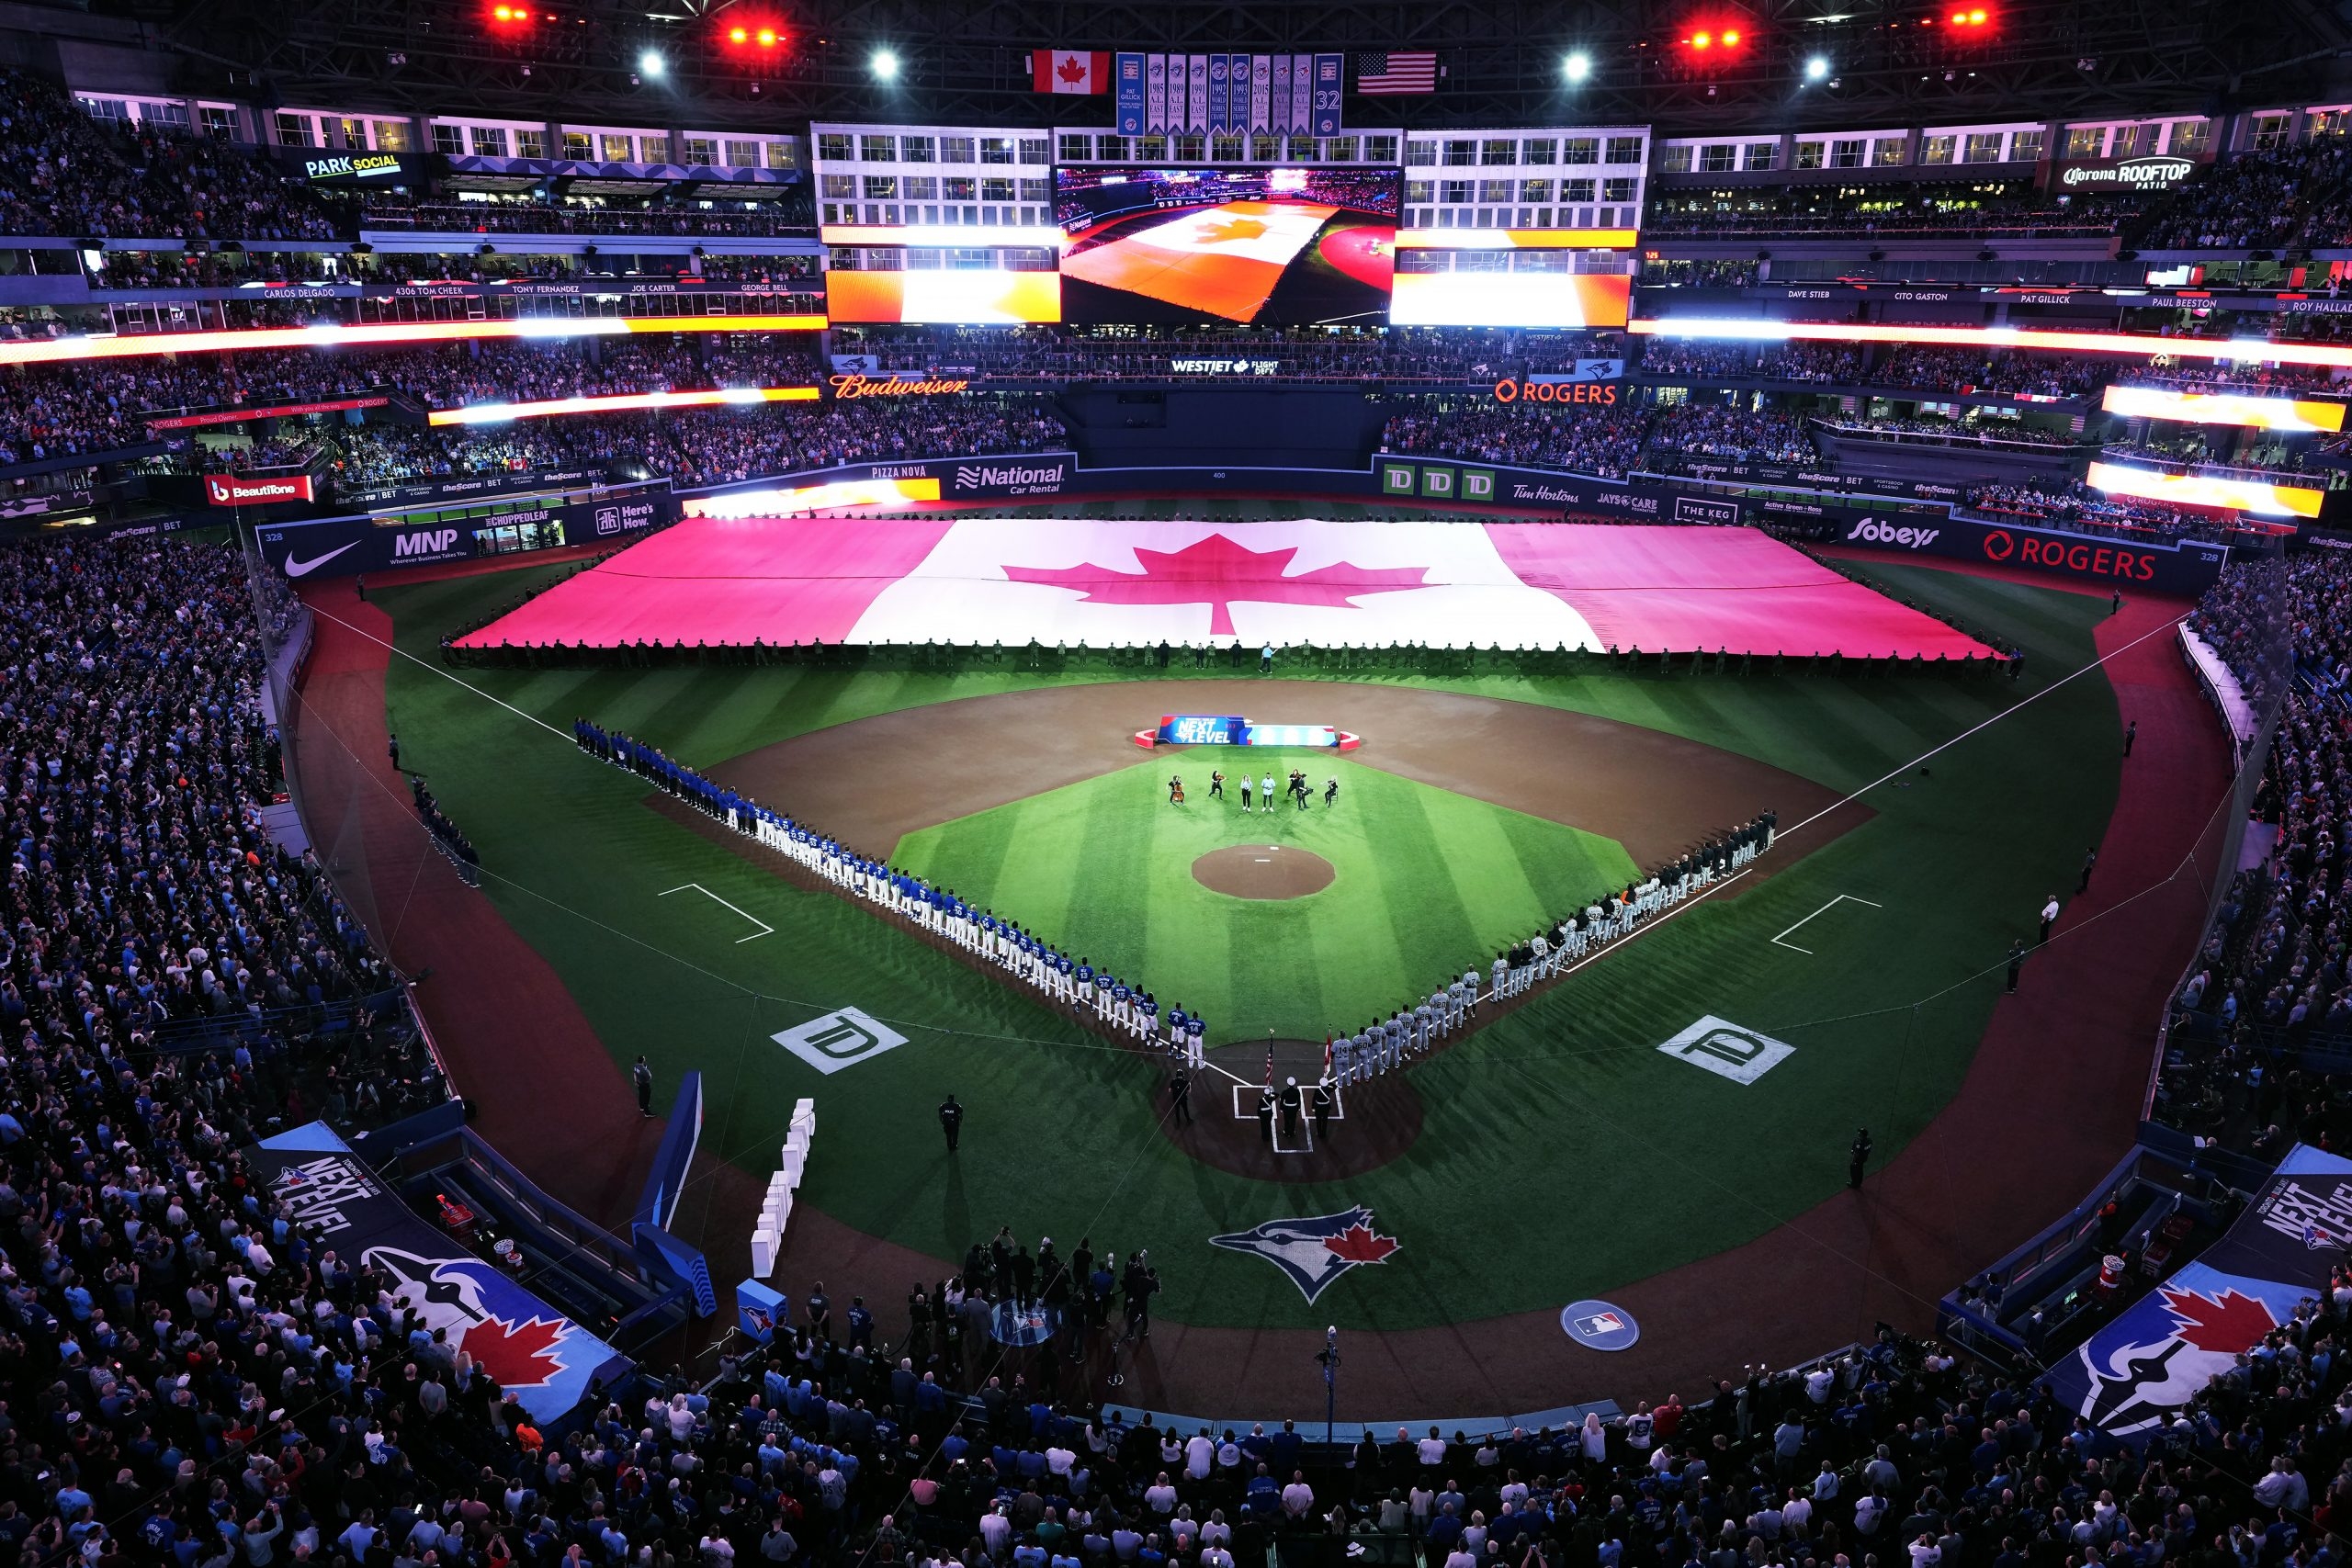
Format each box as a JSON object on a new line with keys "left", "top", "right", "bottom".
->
{"left": 1193, "top": 844, "right": 1335, "bottom": 899}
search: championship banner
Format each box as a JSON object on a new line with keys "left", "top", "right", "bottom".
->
{"left": 2048, "top": 1145, "right": 2352, "bottom": 1439}
{"left": 245, "top": 1122, "right": 628, "bottom": 1421}
{"left": 1137, "top": 51, "right": 1317, "bottom": 134}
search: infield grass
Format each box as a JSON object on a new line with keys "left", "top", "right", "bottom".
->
{"left": 893, "top": 756, "right": 1640, "bottom": 1042}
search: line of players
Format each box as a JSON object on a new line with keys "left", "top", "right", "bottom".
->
{"left": 1327, "top": 812, "right": 1778, "bottom": 1087}
{"left": 576, "top": 720, "right": 1772, "bottom": 1085}
{"left": 574, "top": 718, "right": 1214, "bottom": 1066}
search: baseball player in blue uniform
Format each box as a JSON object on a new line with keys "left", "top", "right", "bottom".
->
{"left": 1185, "top": 1014, "right": 1204, "bottom": 1066}
{"left": 1111, "top": 977, "right": 1131, "bottom": 1032}
{"left": 1077, "top": 958, "right": 1094, "bottom": 1009}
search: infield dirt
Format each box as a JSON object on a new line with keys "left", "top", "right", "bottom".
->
{"left": 697, "top": 679, "right": 1868, "bottom": 873}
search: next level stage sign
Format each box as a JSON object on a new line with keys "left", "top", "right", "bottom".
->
{"left": 1140, "top": 716, "right": 1363, "bottom": 750}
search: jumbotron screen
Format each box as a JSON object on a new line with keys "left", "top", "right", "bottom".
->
{"left": 1054, "top": 164, "right": 1400, "bottom": 326}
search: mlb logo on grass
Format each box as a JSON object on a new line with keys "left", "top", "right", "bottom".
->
{"left": 1657, "top": 1015, "right": 1794, "bottom": 1085}
{"left": 772, "top": 1007, "right": 908, "bottom": 1076}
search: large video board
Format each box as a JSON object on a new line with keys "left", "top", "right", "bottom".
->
{"left": 2101, "top": 384, "right": 2346, "bottom": 434}
{"left": 1054, "top": 164, "right": 1400, "bottom": 325}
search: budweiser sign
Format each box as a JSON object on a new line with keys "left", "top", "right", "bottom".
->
{"left": 204, "top": 474, "right": 315, "bottom": 507}
{"left": 828, "top": 372, "right": 973, "bottom": 399}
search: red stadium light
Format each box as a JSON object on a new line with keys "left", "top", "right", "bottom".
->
{"left": 1947, "top": 6, "right": 1992, "bottom": 26}
{"left": 720, "top": 16, "right": 786, "bottom": 53}
{"left": 1722, "top": 28, "right": 1741, "bottom": 44}
{"left": 1690, "top": 30, "right": 1712, "bottom": 48}
{"left": 489, "top": 2, "right": 530, "bottom": 22}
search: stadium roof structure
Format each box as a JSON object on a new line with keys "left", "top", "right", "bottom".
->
{"left": 134, "top": 0, "right": 2352, "bottom": 136}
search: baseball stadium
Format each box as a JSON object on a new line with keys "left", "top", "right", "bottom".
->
{"left": 6, "top": 0, "right": 2352, "bottom": 1561}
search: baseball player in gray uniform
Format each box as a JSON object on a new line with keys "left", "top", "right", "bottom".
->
{"left": 1413, "top": 998, "right": 1433, "bottom": 1055}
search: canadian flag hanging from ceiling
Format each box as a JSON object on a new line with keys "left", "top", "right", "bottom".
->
{"left": 1032, "top": 49, "right": 1113, "bottom": 93}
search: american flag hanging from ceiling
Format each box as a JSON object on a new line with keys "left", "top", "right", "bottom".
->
{"left": 1355, "top": 51, "right": 1440, "bottom": 94}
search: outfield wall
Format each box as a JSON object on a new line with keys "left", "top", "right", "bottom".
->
{"left": 250, "top": 446, "right": 2233, "bottom": 598}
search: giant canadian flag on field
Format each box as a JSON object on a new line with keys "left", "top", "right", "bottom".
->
{"left": 457, "top": 516, "right": 1996, "bottom": 661}
{"left": 1032, "top": 50, "right": 1113, "bottom": 93}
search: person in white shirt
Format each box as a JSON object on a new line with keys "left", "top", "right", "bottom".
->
{"left": 1804, "top": 1363, "right": 1835, "bottom": 1404}
{"left": 1417, "top": 1427, "right": 1448, "bottom": 1466}
{"left": 978, "top": 1508, "right": 1012, "bottom": 1558}
{"left": 1782, "top": 1492, "right": 1815, "bottom": 1536}
{"left": 1144, "top": 1474, "right": 1179, "bottom": 1517}
{"left": 1280, "top": 1474, "right": 1314, "bottom": 1519}
{"left": 1184, "top": 1430, "right": 1215, "bottom": 1482}
{"left": 1906, "top": 1533, "right": 1941, "bottom": 1568}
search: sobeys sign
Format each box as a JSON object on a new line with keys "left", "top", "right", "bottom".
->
{"left": 2054, "top": 155, "right": 2197, "bottom": 191}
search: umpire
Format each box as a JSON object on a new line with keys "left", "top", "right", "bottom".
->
{"left": 939, "top": 1093, "right": 965, "bottom": 1152}
{"left": 633, "top": 1055, "right": 654, "bottom": 1118}
{"left": 1169, "top": 1066, "right": 1194, "bottom": 1125}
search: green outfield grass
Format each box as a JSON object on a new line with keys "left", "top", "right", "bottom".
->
{"left": 893, "top": 755, "right": 1640, "bottom": 1041}
{"left": 369, "top": 552, "right": 2124, "bottom": 1328}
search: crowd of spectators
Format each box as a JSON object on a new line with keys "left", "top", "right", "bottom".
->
{"left": 1815, "top": 412, "right": 2076, "bottom": 448}
{"left": 358, "top": 196, "right": 815, "bottom": 238}
{"left": 1379, "top": 398, "right": 1650, "bottom": 477}
{"left": 2168, "top": 549, "right": 2352, "bottom": 1085}
{"left": 0, "top": 69, "right": 347, "bottom": 240}
{"left": 2112, "top": 359, "right": 2348, "bottom": 396}
{"left": 1964, "top": 479, "right": 2253, "bottom": 542}
{"left": 1645, "top": 405, "right": 1817, "bottom": 464}
{"left": 1642, "top": 187, "right": 2114, "bottom": 240}
{"left": 1636, "top": 343, "right": 1868, "bottom": 385}
{"left": 2134, "top": 140, "right": 2352, "bottom": 251}
{"left": 825, "top": 326, "right": 1629, "bottom": 385}
{"left": 328, "top": 394, "right": 1069, "bottom": 493}
{"left": 1873, "top": 348, "right": 2109, "bottom": 400}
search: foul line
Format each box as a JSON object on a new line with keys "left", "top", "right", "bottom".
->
{"left": 1778, "top": 612, "right": 2184, "bottom": 844}
{"left": 1770, "top": 894, "right": 1885, "bottom": 954}
{"left": 659, "top": 882, "right": 774, "bottom": 942}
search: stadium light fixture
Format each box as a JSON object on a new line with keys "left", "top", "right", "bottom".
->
{"left": 871, "top": 47, "right": 900, "bottom": 80}
{"left": 1804, "top": 54, "right": 1829, "bottom": 80}
{"left": 638, "top": 48, "right": 666, "bottom": 76}
{"left": 1563, "top": 50, "right": 1591, "bottom": 82}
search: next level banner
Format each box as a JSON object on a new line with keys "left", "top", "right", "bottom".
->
{"left": 245, "top": 1122, "right": 628, "bottom": 1422}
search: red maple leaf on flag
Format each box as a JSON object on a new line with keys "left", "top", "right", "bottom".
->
{"left": 460, "top": 1314, "right": 570, "bottom": 1387}
{"left": 1323, "top": 1224, "right": 1399, "bottom": 1265}
{"left": 1001, "top": 532, "right": 1430, "bottom": 637}
{"left": 2161, "top": 1287, "right": 2277, "bottom": 1353}
{"left": 1056, "top": 54, "right": 1088, "bottom": 85}
{"left": 1196, "top": 217, "right": 1269, "bottom": 243}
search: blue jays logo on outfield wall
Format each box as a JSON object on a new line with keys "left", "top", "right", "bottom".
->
{"left": 1210, "top": 1205, "right": 1398, "bottom": 1303}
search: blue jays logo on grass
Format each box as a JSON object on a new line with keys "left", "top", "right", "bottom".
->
{"left": 1209, "top": 1205, "right": 1398, "bottom": 1303}
{"left": 2047, "top": 1262, "right": 2306, "bottom": 1438}
{"left": 367, "top": 1245, "right": 602, "bottom": 1421}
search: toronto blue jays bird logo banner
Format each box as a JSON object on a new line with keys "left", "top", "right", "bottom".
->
{"left": 2048, "top": 1145, "right": 2352, "bottom": 1439}
{"left": 248, "top": 1122, "right": 629, "bottom": 1423}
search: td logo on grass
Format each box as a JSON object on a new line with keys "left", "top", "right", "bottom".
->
{"left": 1657, "top": 1015, "right": 1794, "bottom": 1085}
{"left": 772, "top": 1007, "right": 909, "bottom": 1076}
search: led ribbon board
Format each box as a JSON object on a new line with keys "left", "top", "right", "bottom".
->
{"left": 2101, "top": 384, "right": 2346, "bottom": 433}
{"left": 427, "top": 386, "right": 820, "bottom": 425}
{"left": 2086, "top": 459, "right": 2325, "bottom": 520}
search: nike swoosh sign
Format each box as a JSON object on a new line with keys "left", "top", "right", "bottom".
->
{"left": 282, "top": 541, "right": 358, "bottom": 579}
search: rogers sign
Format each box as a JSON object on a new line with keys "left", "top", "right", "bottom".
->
{"left": 204, "top": 473, "right": 314, "bottom": 507}
{"left": 1978, "top": 527, "right": 2159, "bottom": 581}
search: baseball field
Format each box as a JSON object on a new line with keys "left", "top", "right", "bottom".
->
{"left": 300, "top": 530, "right": 2218, "bottom": 1415}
